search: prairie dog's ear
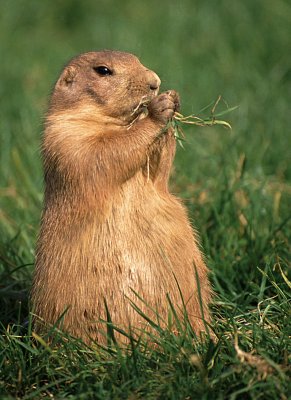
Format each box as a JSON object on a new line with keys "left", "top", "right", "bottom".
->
{"left": 57, "top": 65, "right": 78, "bottom": 88}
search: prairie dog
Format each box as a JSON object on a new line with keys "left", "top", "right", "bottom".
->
{"left": 31, "top": 51, "right": 211, "bottom": 343}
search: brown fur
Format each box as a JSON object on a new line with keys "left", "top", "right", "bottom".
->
{"left": 31, "top": 50, "right": 212, "bottom": 343}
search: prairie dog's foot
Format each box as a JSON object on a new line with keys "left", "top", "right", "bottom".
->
{"left": 148, "top": 90, "right": 180, "bottom": 124}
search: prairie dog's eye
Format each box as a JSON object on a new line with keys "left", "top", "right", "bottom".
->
{"left": 93, "top": 66, "right": 113, "bottom": 76}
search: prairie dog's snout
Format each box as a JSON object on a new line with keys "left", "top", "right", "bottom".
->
{"left": 146, "top": 70, "right": 161, "bottom": 92}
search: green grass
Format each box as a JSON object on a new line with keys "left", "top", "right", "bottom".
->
{"left": 0, "top": 0, "right": 290, "bottom": 398}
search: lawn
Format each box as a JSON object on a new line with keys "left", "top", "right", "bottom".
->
{"left": 0, "top": 0, "right": 290, "bottom": 399}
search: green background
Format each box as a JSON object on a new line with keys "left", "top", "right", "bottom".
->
{"left": 0, "top": 0, "right": 290, "bottom": 398}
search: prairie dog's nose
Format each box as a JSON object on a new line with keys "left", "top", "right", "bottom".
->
{"left": 146, "top": 70, "right": 161, "bottom": 91}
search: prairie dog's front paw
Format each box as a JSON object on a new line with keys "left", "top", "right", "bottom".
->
{"left": 148, "top": 90, "right": 180, "bottom": 125}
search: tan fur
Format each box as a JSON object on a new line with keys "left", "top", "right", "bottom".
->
{"left": 31, "top": 51, "right": 212, "bottom": 343}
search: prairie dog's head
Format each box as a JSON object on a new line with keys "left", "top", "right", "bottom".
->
{"left": 49, "top": 50, "right": 161, "bottom": 122}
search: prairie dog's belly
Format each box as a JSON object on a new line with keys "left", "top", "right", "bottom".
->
{"left": 39, "top": 177, "right": 195, "bottom": 300}
{"left": 32, "top": 172, "right": 209, "bottom": 341}
{"left": 89, "top": 180, "right": 195, "bottom": 295}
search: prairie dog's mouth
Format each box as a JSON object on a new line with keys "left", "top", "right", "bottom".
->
{"left": 130, "top": 94, "right": 155, "bottom": 118}
{"left": 125, "top": 90, "right": 159, "bottom": 127}
{"left": 125, "top": 96, "right": 152, "bottom": 128}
